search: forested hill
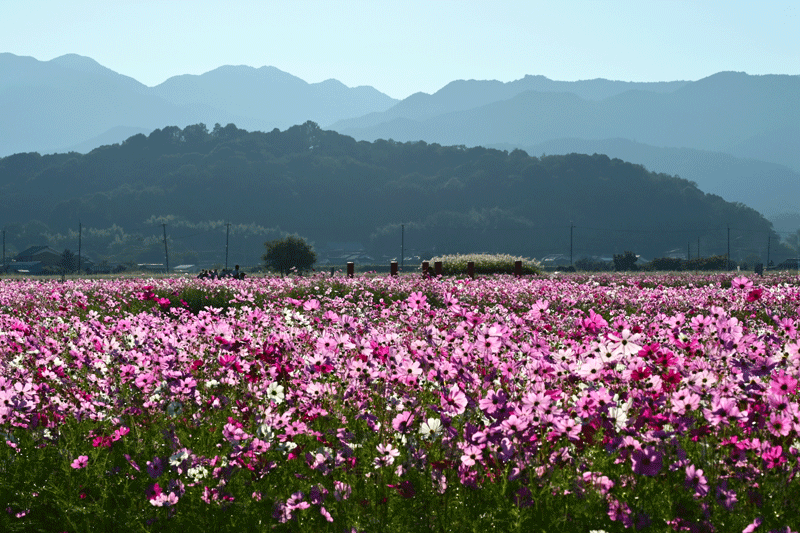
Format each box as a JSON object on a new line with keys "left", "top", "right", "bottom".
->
{"left": 0, "top": 122, "right": 785, "bottom": 267}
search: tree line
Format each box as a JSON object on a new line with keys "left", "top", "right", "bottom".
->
{"left": 0, "top": 122, "right": 790, "bottom": 266}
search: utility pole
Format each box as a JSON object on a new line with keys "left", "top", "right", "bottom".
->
{"left": 727, "top": 225, "right": 730, "bottom": 271}
{"left": 570, "top": 223, "right": 574, "bottom": 266}
{"left": 225, "top": 223, "right": 231, "bottom": 270}
{"left": 767, "top": 234, "right": 771, "bottom": 268}
{"left": 697, "top": 237, "right": 700, "bottom": 259}
{"left": 162, "top": 223, "right": 169, "bottom": 273}
{"left": 400, "top": 224, "right": 404, "bottom": 272}
{"left": 2, "top": 229, "right": 5, "bottom": 271}
{"left": 687, "top": 240, "right": 690, "bottom": 261}
{"left": 77, "top": 221, "right": 82, "bottom": 274}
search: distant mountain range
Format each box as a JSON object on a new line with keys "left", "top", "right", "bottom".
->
{"left": 0, "top": 53, "right": 397, "bottom": 156}
{"left": 2, "top": 53, "right": 798, "bottom": 225}
{"left": 331, "top": 71, "right": 800, "bottom": 174}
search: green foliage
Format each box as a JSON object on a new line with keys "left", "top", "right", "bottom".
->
{"left": 685, "top": 255, "right": 728, "bottom": 271}
{"left": 643, "top": 257, "right": 684, "bottom": 271}
{"left": 262, "top": 236, "right": 317, "bottom": 275}
{"left": 613, "top": 251, "right": 639, "bottom": 272}
{"left": 574, "top": 257, "right": 612, "bottom": 272}
{"left": 427, "top": 253, "right": 541, "bottom": 276}
{"left": 0, "top": 123, "right": 791, "bottom": 266}
{"left": 61, "top": 248, "right": 78, "bottom": 273}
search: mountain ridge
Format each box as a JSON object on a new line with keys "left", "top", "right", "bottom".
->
{"left": 0, "top": 53, "right": 398, "bottom": 157}
{"left": 2, "top": 52, "right": 797, "bottom": 224}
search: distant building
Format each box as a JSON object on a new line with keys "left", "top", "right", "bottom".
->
{"left": 5, "top": 261, "right": 44, "bottom": 275}
{"left": 541, "top": 254, "right": 572, "bottom": 267}
{"left": 14, "top": 246, "right": 63, "bottom": 268}
{"left": 173, "top": 264, "right": 199, "bottom": 274}
{"left": 137, "top": 263, "right": 167, "bottom": 273}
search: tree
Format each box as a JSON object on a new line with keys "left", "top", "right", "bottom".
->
{"left": 61, "top": 249, "right": 77, "bottom": 274}
{"left": 613, "top": 251, "right": 638, "bottom": 272}
{"left": 262, "top": 236, "right": 316, "bottom": 275}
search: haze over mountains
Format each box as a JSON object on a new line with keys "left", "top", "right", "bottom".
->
{"left": 2, "top": 52, "right": 799, "bottom": 228}
{"left": 0, "top": 53, "right": 397, "bottom": 156}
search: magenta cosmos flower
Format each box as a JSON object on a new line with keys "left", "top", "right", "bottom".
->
{"left": 631, "top": 446, "right": 663, "bottom": 476}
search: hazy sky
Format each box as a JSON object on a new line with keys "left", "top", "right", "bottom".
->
{"left": 2, "top": 0, "right": 798, "bottom": 100}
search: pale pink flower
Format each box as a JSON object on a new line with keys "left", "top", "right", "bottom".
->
{"left": 375, "top": 443, "right": 400, "bottom": 467}
{"left": 460, "top": 445, "right": 482, "bottom": 467}
{"left": 71, "top": 455, "right": 88, "bottom": 469}
{"left": 608, "top": 329, "right": 642, "bottom": 357}
{"left": 440, "top": 384, "right": 468, "bottom": 415}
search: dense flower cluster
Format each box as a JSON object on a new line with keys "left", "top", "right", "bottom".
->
{"left": 1, "top": 272, "right": 799, "bottom": 531}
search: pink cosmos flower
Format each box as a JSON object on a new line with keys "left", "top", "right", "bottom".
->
{"left": 134, "top": 372, "right": 157, "bottom": 390}
{"left": 111, "top": 426, "right": 130, "bottom": 441}
{"left": 576, "top": 356, "right": 604, "bottom": 380}
{"left": 476, "top": 333, "right": 502, "bottom": 354}
{"left": 287, "top": 491, "right": 310, "bottom": 509}
{"left": 478, "top": 389, "right": 507, "bottom": 415}
{"left": 521, "top": 391, "right": 552, "bottom": 413}
{"left": 460, "top": 445, "right": 483, "bottom": 467}
{"left": 302, "top": 299, "right": 320, "bottom": 311}
{"left": 770, "top": 370, "right": 798, "bottom": 396}
{"left": 551, "top": 416, "right": 580, "bottom": 441}
{"left": 776, "top": 318, "right": 798, "bottom": 338}
{"left": 150, "top": 491, "right": 179, "bottom": 507}
{"left": 70, "top": 455, "right": 88, "bottom": 469}
{"left": 762, "top": 444, "right": 785, "bottom": 469}
{"left": 334, "top": 481, "right": 352, "bottom": 501}
{"left": 768, "top": 412, "right": 792, "bottom": 437}
{"left": 689, "top": 314, "right": 713, "bottom": 334}
{"left": 406, "top": 292, "right": 427, "bottom": 310}
{"left": 742, "top": 517, "right": 763, "bottom": 533}
{"left": 501, "top": 414, "right": 530, "bottom": 434}
{"left": 731, "top": 276, "right": 753, "bottom": 290}
{"left": 391, "top": 411, "right": 415, "bottom": 433}
{"left": 581, "top": 471, "right": 614, "bottom": 496}
{"left": 582, "top": 309, "right": 608, "bottom": 333}
{"left": 684, "top": 464, "right": 708, "bottom": 498}
{"left": 399, "top": 359, "right": 422, "bottom": 383}
{"left": 320, "top": 506, "right": 334, "bottom": 522}
{"left": 374, "top": 443, "right": 400, "bottom": 467}
{"left": 440, "top": 384, "right": 468, "bottom": 416}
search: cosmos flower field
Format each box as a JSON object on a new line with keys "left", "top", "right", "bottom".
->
{"left": 1, "top": 272, "right": 799, "bottom": 532}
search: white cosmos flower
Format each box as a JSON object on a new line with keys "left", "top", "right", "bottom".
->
{"left": 169, "top": 449, "right": 190, "bottom": 467}
{"left": 257, "top": 424, "right": 275, "bottom": 441}
{"left": 266, "top": 382, "right": 285, "bottom": 404}
{"left": 187, "top": 465, "right": 208, "bottom": 482}
{"left": 607, "top": 398, "right": 633, "bottom": 431}
{"left": 419, "top": 418, "right": 442, "bottom": 437}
